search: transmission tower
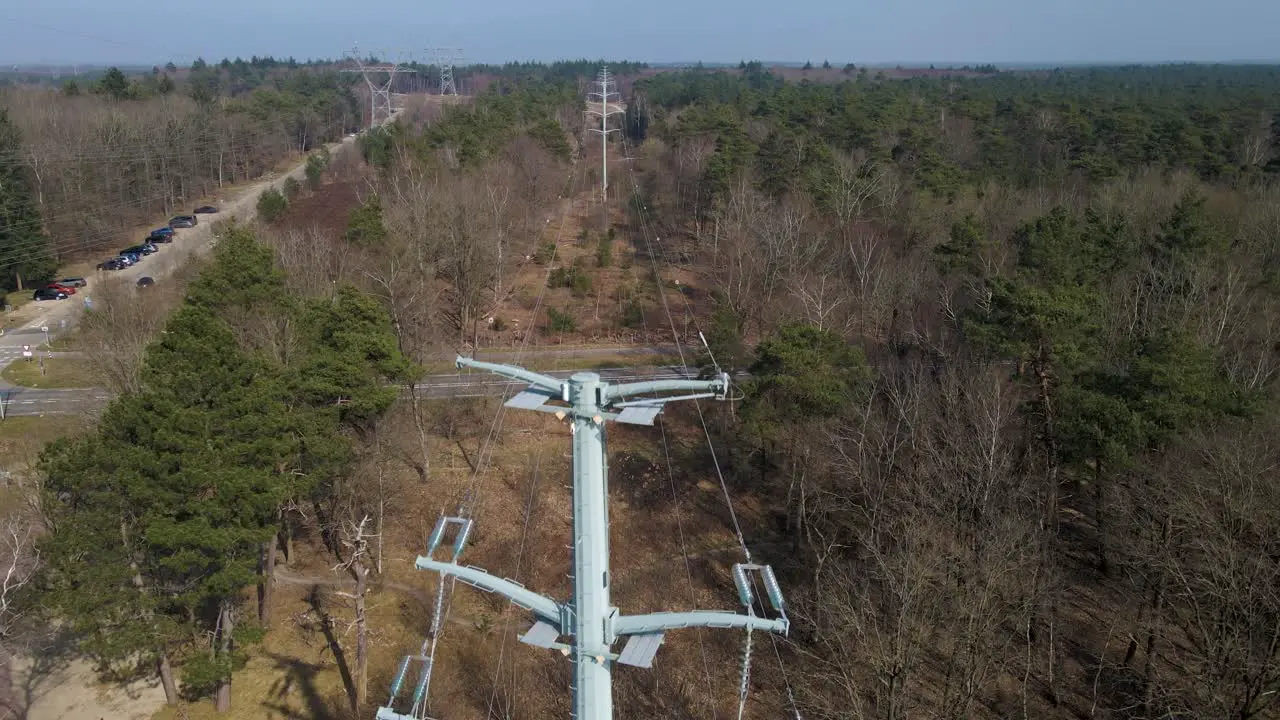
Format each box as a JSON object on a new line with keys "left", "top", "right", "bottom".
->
{"left": 426, "top": 47, "right": 461, "bottom": 95}
{"left": 342, "top": 45, "right": 406, "bottom": 128}
{"left": 587, "top": 67, "right": 625, "bottom": 204}
{"left": 375, "top": 358, "right": 790, "bottom": 720}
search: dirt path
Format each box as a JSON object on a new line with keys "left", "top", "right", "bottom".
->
{"left": 273, "top": 566, "right": 431, "bottom": 603}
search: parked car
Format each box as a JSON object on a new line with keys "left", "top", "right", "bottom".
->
{"left": 193, "top": 205, "right": 218, "bottom": 214}
{"left": 121, "top": 243, "right": 157, "bottom": 256}
{"left": 168, "top": 215, "right": 197, "bottom": 228}
{"left": 33, "top": 288, "right": 67, "bottom": 301}
{"left": 45, "top": 282, "right": 76, "bottom": 295}
{"left": 96, "top": 259, "right": 124, "bottom": 271}
{"left": 58, "top": 277, "right": 87, "bottom": 287}
{"left": 148, "top": 231, "right": 173, "bottom": 243}
{"left": 119, "top": 252, "right": 141, "bottom": 264}
{"left": 149, "top": 227, "right": 175, "bottom": 240}
{"left": 136, "top": 276, "right": 155, "bottom": 288}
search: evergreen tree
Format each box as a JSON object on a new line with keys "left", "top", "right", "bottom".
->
{"left": 38, "top": 224, "right": 411, "bottom": 710}
{"left": 95, "top": 67, "right": 131, "bottom": 100}
{"left": 344, "top": 196, "right": 387, "bottom": 245}
{"left": 743, "top": 323, "right": 871, "bottom": 432}
{"left": 0, "top": 108, "right": 55, "bottom": 291}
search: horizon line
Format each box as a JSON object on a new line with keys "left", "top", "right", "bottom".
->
{"left": 4, "top": 58, "right": 1280, "bottom": 71}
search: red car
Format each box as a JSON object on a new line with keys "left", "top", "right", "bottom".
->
{"left": 45, "top": 282, "right": 76, "bottom": 295}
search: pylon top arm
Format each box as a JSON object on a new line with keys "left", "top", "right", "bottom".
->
{"left": 456, "top": 355, "right": 563, "bottom": 395}
{"left": 604, "top": 372, "right": 730, "bottom": 404}
{"left": 416, "top": 556, "right": 565, "bottom": 630}
{"left": 615, "top": 610, "right": 788, "bottom": 636}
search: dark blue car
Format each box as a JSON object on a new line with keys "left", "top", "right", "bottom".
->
{"left": 149, "top": 227, "right": 175, "bottom": 241}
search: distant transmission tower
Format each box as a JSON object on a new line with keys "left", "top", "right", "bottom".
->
{"left": 426, "top": 47, "right": 461, "bottom": 95}
{"left": 342, "top": 45, "right": 406, "bottom": 128}
{"left": 376, "top": 358, "right": 790, "bottom": 720}
{"left": 587, "top": 67, "right": 625, "bottom": 204}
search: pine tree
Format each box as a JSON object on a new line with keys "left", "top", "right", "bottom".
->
{"left": 95, "top": 67, "right": 131, "bottom": 100}
{"left": 38, "top": 224, "right": 413, "bottom": 711}
{"left": 0, "top": 109, "right": 55, "bottom": 291}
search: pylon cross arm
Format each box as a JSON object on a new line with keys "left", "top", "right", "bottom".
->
{"left": 416, "top": 556, "right": 565, "bottom": 630}
{"left": 456, "top": 355, "right": 563, "bottom": 394}
{"left": 604, "top": 373, "right": 730, "bottom": 403}
{"left": 615, "top": 610, "right": 788, "bottom": 637}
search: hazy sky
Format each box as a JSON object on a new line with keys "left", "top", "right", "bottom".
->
{"left": 4, "top": 0, "right": 1279, "bottom": 67}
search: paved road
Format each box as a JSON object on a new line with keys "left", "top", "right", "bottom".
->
{"left": 0, "top": 386, "right": 112, "bottom": 417}
{"left": 0, "top": 365, "right": 703, "bottom": 418}
{"left": 0, "top": 330, "right": 50, "bottom": 366}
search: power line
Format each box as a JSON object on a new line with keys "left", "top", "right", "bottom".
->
{"left": 484, "top": 450, "right": 543, "bottom": 718}
{"left": 425, "top": 48, "right": 462, "bottom": 96}
{"left": 586, "top": 68, "right": 624, "bottom": 205}
{"left": 381, "top": 160, "right": 583, "bottom": 720}
{"left": 0, "top": 16, "right": 205, "bottom": 64}
{"left": 382, "top": 72, "right": 792, "bottom": 720}
{"left": 617, "top": 117, "right": 806, "bottom": 720}
{"left": 657, "top": 414, "right": 723, "bottom": 719}
{"left": 406, "top": 355, "right": 785, "bottom": 720}
{"left": 342, "top": 45, "right": 408, "bottom": 129}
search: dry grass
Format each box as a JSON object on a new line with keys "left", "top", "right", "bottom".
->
{"left": 1, "top": 357, "right": 97, "bottom": 389}
{"left": 0, "top": 414, "right": 90, "bottom": 477}
{"left": 473, "top": 188, "right": 685, "bottom": 351}
{"left": 39, "top": 332, "right": 83, "bottom": 352}
{"left": 2, "top": 292, "right": 35, "bottom": 318}
{"left": 136, "top": 163, "right": 782, "bottom": 718}
{"left": 151, "top": 391, "right": 780, "bottom": 719}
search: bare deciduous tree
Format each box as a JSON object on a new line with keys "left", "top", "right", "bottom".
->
{"left": 334, "top": 515, "right": 374, "bottom": 711}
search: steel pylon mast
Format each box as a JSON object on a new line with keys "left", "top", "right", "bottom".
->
{"left": 376, "top": 358, "right": 790, "bottom": 720}
{"left": 587, "top": 67, "right": 625, "bottom": 204}
{"left": 342, "top": 45, "right": 406, "bottom": 128}
{"left": 426, "top": 47, "right": 461, "bottom": 95}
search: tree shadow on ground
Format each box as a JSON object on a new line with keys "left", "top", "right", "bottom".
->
{"left": 306, "top": 584, "right": 357, "bottom": 712}
{"left": 12, "top": 623, "right": 81, "bottom": 720}
{"left": 260, "top": 651, "right": 348, "bottom": 720}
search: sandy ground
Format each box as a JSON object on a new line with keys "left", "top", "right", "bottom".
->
{"left": 12, "top": 653, "right": 168, "bottom": 720}
{"left": 7, "top": 121, "right": 385, "bottom": 720}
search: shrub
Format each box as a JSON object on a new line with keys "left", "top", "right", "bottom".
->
{"left": 547, "top": 308, "right": 576, "bottom": 333}
{"left": 256, "top": 187, "right": 287, "bottom": 223}
{"left": 596, "top": 234, "right": 613, "bottom": 267}
{"left": 359, "top": 126, "right": 393, "bottom": 168}
{"left": 305, "top": 151, "right": 328, "bottom": 190}
{"left": 534, "top": 242, "right": 557, "bottom": 265}
{"left": 621, "top": 298, "right": 644, "bottom": 328}
{"left": 282, "top": 176, "right": 301, "bottom": 200}
{"left": 548, "top": 266, "right": 592, "bottom": 297}
{"left": 344, "top": 196, "right": 387, "bottom": 246}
